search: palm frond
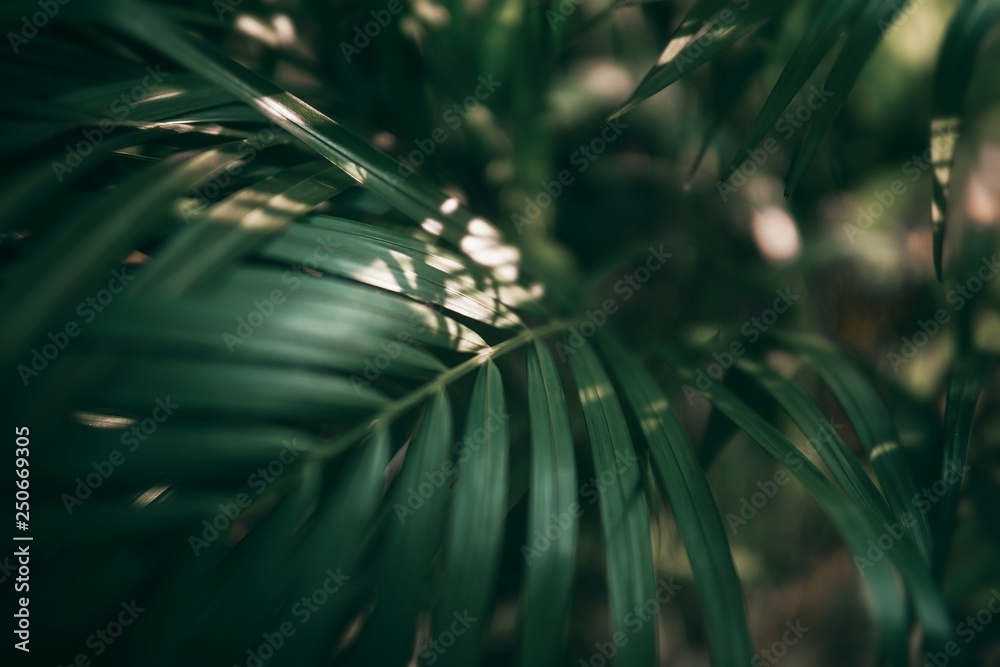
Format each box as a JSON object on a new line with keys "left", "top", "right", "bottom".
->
{"left": 3, "top": 2, "right": 996, "bottom": 666}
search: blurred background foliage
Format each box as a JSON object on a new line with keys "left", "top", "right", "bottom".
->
{"left": 2, "top": 0, "right": 1000, "bottom": 665}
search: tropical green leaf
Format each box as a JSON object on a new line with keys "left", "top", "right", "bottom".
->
{"left": 519, "top": 340, "right": 578, "bottom": 667}
{"left": 433, "top": 361, "right": 509, "bottom": 667}
{"left": 935, "top": 356, "right": 988, "bottom": 574}
{"left": 354, "top": 391, "right": 454, "bottom": 666}
{"left": 772, "top": 332, "right": 934, "bottom": 560}
{"left": 611, "top": 0, "right": 782, "bottom": 120}
{"left": 931, "top": 0, "right": 1000, "bottom": 278}
{"left": 3, "top": 2, "right": 993, "bottom": 665}
{"left": 653, "top": 342, "right": 952, "bottom": 649}
{"left": 723, "top": 0, "right": 867, "bottom": 180}
{"left": 568, "top": 340, "right": 657, "bottom": 667}
{"left": 598, "top": 334, "right": 753, "bottom": 667}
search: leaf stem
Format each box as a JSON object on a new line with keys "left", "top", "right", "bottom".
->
{"left": 321, "top": 319, "right": 576, "bottom": 458}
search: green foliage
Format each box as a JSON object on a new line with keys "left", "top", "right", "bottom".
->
{"left": 1, "top": 0, "right": 998, "bottom": 666}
